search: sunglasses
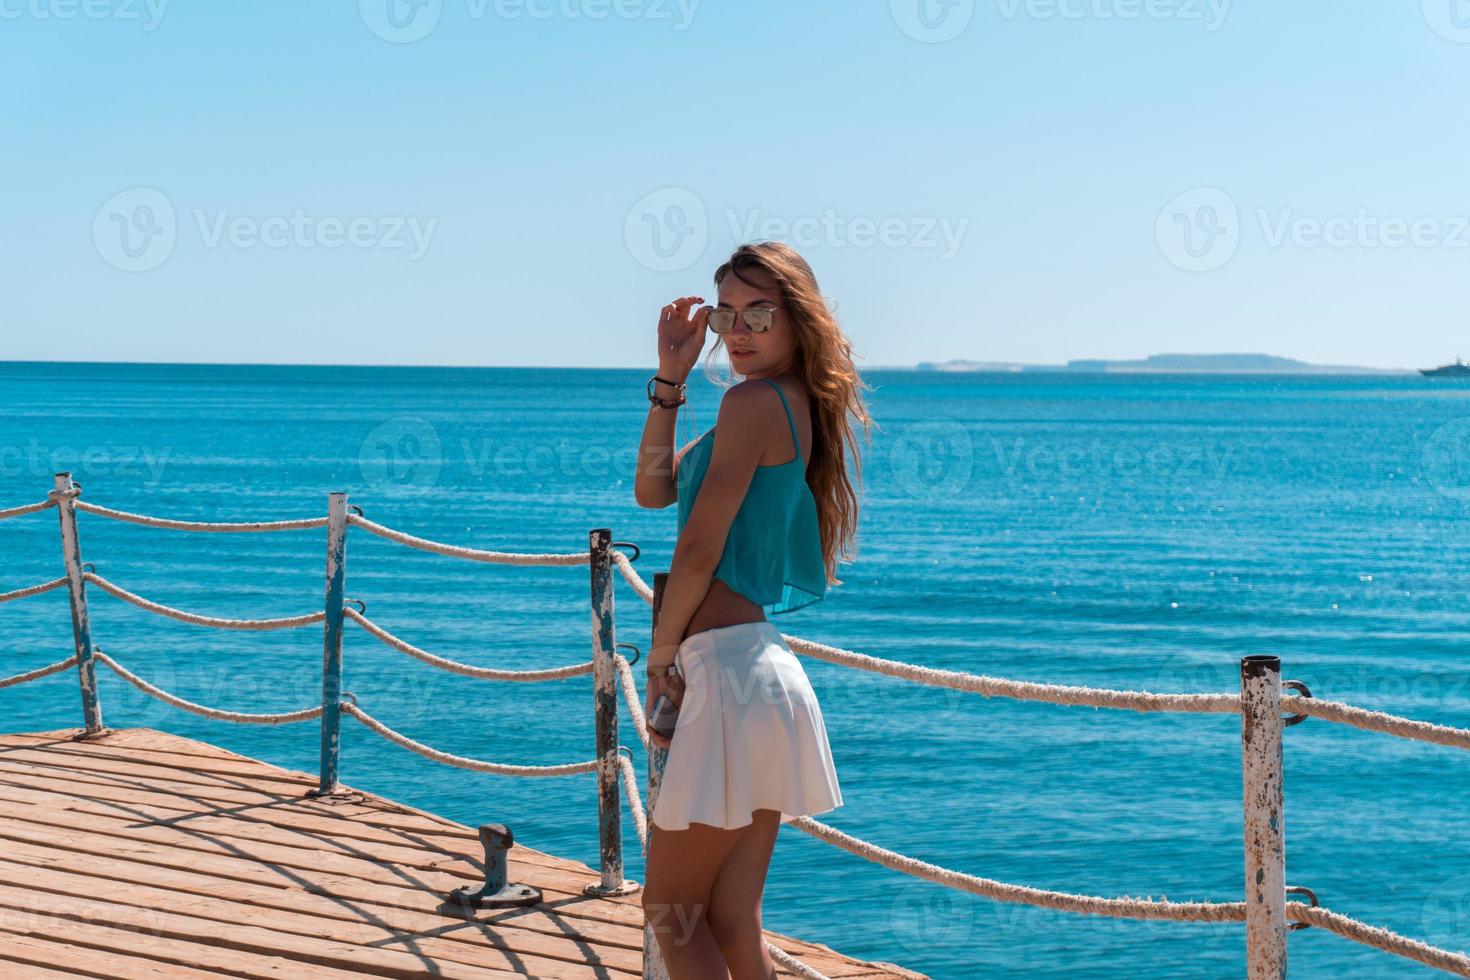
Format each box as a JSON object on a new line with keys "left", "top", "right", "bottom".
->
{"left": 706, "top": 305, "right": 782, "bottom": 334}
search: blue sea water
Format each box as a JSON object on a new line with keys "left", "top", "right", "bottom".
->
{"left": 1, "top": 362, "right": 1468, "bottom": 979}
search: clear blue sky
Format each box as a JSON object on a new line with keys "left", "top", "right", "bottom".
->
{"left": 3, "top": 1, "right": 1467, "bottom": 370}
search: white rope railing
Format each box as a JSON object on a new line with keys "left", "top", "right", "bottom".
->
{"left": 614, "top": 656, "right": 650, "bottom": 749}
{"left": 783, "top": 632, "right": 1241, "bottom": 715}
{"left": 0, "top": 577, "right": 69, "bottom": 605}
{"left": 340, "top": 700, "right": 599, "bottom": 777}
{"left": 1283, "top": 697, "right": 1470, "bottom": 752}
{"left": 615, "top": 752, "right": 647, "bottom": 850}
{"left": 0, "top": 498, "right": 57, "bottom": 521}
{"left": 346, "top": 513, "right": 588, "bottom": 566}
{"left": 771, "top": 632, "right": 1470, "bottom": 753}
{"left": 792, "top": 815, "right": 1245, "bottom": 923}
{"left": 1288, "top": 903, "right": 1470, "bottom": 976}
{"left": 84, "top": 572, "right": 325, "bottom": 631}
{"left": 613, "top": 550, "right": 655, "bottom": 603}
{"left": 93, "top": 650, "right": 323, "bottom": 724}
{"left": 74, "top": 499, "right": 329, "bottom": 532}
{"left": 344, "top": 608, "right": 594, "bottom": 681}
{"left": 0, "top": 656, "right": 79, "bottom": 690}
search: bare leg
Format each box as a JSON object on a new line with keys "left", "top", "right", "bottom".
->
{"left": 706, "top": 808, "right": 781, "bottom": 980}
{"left": 644, "top": 818, "right": 753, "bottom": 979}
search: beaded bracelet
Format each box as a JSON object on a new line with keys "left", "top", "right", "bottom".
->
{"left": 647, "top": 374, "right": 687, "bottom": 411}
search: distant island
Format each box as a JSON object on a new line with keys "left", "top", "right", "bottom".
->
{"left": 913, "top": 353, "right": 1413, "bottom": 375}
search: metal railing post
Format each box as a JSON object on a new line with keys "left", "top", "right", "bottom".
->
{"left": 643, "top": 570, "right": 671, "bottom": 980}
{"left": 584, "top": 528, "right": 636, "bottom": 898}
{"left": 315, "top": 492, "right": 349, "bottom": 796}
{"left": 1241, "top": 654, "right": 1287, "bottom": 979}
{"left": 52, "top": 472, "right": 103, "bottom": 736}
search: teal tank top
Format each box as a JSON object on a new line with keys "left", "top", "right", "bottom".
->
{"left": 675, "top": 377, "right": 826, "bottom": 615}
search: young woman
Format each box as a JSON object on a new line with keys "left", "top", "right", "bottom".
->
{"left": 633, "top": 242, "right": 870, "bottom": 978}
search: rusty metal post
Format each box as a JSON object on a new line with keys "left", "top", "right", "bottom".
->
{"left": 584, "top": 528, "right": 636, "bottom": 897}
{"left": 314, "top": 493, "right": 348, "bottom": 796}
{"left": 1241, "top": 654, "right": 1287, "bottom": 979}
{"left": 643, "top": 571, "right": 671, "bottom": 980}
{"left": 53, "top": 473, "right": 103, "bottom": 736}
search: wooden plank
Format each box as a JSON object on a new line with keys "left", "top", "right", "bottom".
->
{"left": 0, "top": 955, "right": 81, "bottom": 980}
{"left": 0, "top": 732, "right": 319, "bottom": 782}
{"left": 0, "top": 838, "right": 645, "bottom": 956}
{"left": 0, "top": 802, "right": 637, "bottom": 935}
{"left": 0, "top": 912, "right": 409, "bottom": 979}
{"left": 0, "top": 756, "right": 495, "bottom": 851}
{"left": 0, "top": 879, "right": 553, "bottom": 979}
{"left": 0, "top": 929, "right": 224, "bottom": 979}
{"left": 0, "top": 765, "right": 478, "bottom": 857}
{"left": 0, "top": 860, "right": 642, "bottom": 978}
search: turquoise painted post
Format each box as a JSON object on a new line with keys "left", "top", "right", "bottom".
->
{"left": 583, "top": 528, "right": 637, "bottom": 898}
{"left": 315, "top": 492, "right": 349, "bottom": 796}
{"left": 52, "top": 472, "right": 102, "bottom": 736}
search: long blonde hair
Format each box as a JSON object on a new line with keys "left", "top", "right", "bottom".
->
{"left": 702, "top": 242, "right": 874, "bottom": 587}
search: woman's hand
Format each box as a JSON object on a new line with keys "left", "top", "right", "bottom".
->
{"left": 657, "top": 296, "right": 710, "bottom": 382}
{"left": 643, "top": 667, "right": 686, "bottom": 751}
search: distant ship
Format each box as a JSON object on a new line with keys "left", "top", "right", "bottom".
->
{"left": 1421, "top": 357, "right": 1470, "bottom": 377}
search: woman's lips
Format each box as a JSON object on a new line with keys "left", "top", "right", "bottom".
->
{"left": 731, "top": 350, "right": 753, "bottom": 357}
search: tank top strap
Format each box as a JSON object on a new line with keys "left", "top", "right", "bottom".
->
{"left": 760, "top": 377, "right": 802, "bottom": 463}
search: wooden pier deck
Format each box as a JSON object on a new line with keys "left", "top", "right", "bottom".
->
{"left": 0, "top": 727, "right": 921, "bottom": 979}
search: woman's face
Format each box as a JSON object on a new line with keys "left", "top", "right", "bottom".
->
{"left": 715, "top": 270, "right": 796, "bottom": 379}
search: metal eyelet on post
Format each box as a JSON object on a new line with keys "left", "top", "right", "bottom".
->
{"left": 1285, "top": 885, "right": 1318, "bottom": 930}
{"left": 347, "top": 505, "right": 364, "bottom": 517}
{"left": 616, "top": 642, "right": 641, "bottom": 667}
{"left": 1282, "top": 679, "right": 1312, "bottom": 727}
{"left": 345, "top": 598, "right": 366, "bottom": 615}
{"left": 611, "top": 541, "right": 641, "bottom": 562}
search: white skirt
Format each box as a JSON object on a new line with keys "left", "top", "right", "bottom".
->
{"left": 649, "top": 620, "right": 844, "bottom": 832}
